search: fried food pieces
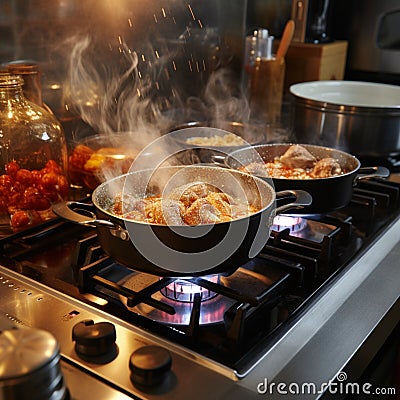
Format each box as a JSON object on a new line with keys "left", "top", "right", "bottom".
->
{"left": 241, "top": 145, "right": 344, "bottom": 179}
{"left": 111, "top": 181, "right": 257, "bottom": 225}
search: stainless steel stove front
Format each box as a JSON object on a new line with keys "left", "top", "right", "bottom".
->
{"left": 1, "top": 211, "right": 399, "bottom": 399}
{"left": 0, "top": 265, "right": 250, "bottom": 400}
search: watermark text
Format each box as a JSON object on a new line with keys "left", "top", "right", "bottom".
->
{"left": 257, "top": 372, "right": 396, "bottom": 396}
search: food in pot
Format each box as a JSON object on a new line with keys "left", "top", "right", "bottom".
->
{"left": 69, "top": 144, "right": 138, "bottom": 190}
{"left": 241, "top": 144, "right": 346, "bottom": 179}
{"left": 311, "top": 157, "right": 342, "bottom": 178}
{"left": 110, "top": 181, "right": 259, "bottom": 225}
{"left": 185, "top": 132, "right": 246, "bottom": 147}
{"left": 279, "top": 144, "right": 317, "bottom": 169}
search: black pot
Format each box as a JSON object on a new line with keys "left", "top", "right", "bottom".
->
{"left": 215, "top": 143, "right": 389, "bottom": 214}
{"left": 53, "top": 165, "right": 311, "bottom": 277}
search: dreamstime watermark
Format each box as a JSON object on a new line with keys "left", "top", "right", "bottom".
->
{"left": 257, "top": 371, "right": 396, "bottom": 396}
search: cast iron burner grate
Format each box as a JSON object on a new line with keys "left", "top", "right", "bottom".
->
{"left": 359, "top": 153, "right": 400, "bottom": 173}
{"left": 75, "top": 249, "right": 301, "bottom": 336}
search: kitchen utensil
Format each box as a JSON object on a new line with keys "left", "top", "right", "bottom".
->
{"left": 53, "top": 165, "right": 311, "bottom": 277}
{"left": 276, "top": 19, "right": 295, "bottom": 59}
{"left": 248, "top": 20, "right": 294, "bottom": 125}
{"left": 250, "top": 56, "right": 286, "bottom": 124}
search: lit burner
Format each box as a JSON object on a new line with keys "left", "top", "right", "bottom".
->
{"left": 272, "top": 215, "right": 307, "bottom": 233}
{"left": 161, "top": 275, "right": 220, "bottom": 303}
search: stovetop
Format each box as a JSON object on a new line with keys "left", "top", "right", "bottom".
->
{"left": 1, "top": 176, "right": 400, "bottom": 399}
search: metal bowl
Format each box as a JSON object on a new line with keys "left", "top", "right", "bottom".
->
{"left": 168, "top": 121, "right": 267, "bottom": 163}
{"left": 170, "top": 121, "right": 266, "bottom": 148}
{"left": 68, "top": 133, "right": 140, "bottom": 191}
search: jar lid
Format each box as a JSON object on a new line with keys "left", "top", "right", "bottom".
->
{"left": 7, "top": 61, "right": 40, "bottom": 76}
{"left": 0, "top": 327, "right": 60, "bottom": 379}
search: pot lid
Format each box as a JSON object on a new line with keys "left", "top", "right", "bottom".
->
{"left": 290, "top": 80, "right": 400, "bottom": 108}
{"left": 0, "top": 327, "right": 59, "bottom": 380}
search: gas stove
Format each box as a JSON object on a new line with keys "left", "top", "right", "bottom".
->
{"left": 0, "top": 176, "right": 400, "bottom": 399}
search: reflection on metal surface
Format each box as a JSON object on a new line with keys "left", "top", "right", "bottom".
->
{"left": 273, "top": 215, "right": 307, "bottom": 232}
{"left": 273, "top": 215, "right": 337, "bottom": 242}
{"left": 161, "top": 275, "right": 220, "bottom": 303}
{"left": 120, "top": 266, "right": 280, "bottom": 325}
{"left": 120, "top": 273, "right": 229, "bottom": 325}
{"left": 134, "top": 294, "right": 229, "bottom": 325}
{"left": 82, "top": 293, "right": 108, "bottom": 306}
{"left": 293, "top": 218, "right": 337, "bottom": 242}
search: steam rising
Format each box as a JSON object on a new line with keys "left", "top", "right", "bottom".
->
{"left": 66, "top": 35, "right": 252, "bottom": 132}
{"left": 65, "top": 36, "right": 171, "bottom": 147}
{"left": 204, "top": 69, "right": 251, "bottom": 122}
{"left": 62, "top": 0, "right": 275, "bottom": 187}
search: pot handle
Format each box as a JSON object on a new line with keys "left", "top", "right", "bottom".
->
{"left": 210, "top": 153, "right": 229, "bottom": 167}
{"left": 52, "top": 201, "right": 116, "bottom": 229}
{"left": 354, "top": 166, "right": 390, "bottom": 185}
{"left": 275, "top": 190, "right": 312, "bottom": 215}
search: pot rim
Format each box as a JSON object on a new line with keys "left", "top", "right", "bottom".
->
{"left": 91, "top": 165, "right": 276, "bottom": 227}
{"left": 290, "top": 80, "right": 400, "bottom": 110}
{"left": 291, "top": 97, "right": 400, "bottom": 116}
{"left": 228, "top": 142, "right": 361, "bottom": 181}
{"left": 168, "top": 122, "right": 266, "bottom": 150}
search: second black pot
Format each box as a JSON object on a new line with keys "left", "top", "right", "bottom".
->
{"left": 216, "top": 143, "right": 389, "bottom": 214}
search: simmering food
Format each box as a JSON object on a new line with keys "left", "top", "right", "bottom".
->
{"left": 185, "top": 133, "right": 246, "bottom": 147}
{"left": 111, "top": 182, "right": 259, "bottom": 225}
{"left": 241, "top": 144, "right": 346, "bottom": 179}
{"left": 69, "top": 143, "right": 138, "bottom": 190}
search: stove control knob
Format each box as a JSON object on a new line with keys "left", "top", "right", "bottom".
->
{"left": 129, "top": 345, "right": 172, "bottom": 387}
{"left": 72, "top": 319, "right": 116, "bottom": 358}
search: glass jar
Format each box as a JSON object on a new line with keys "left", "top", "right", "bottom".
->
{"left": 6, "top": 61, "right": 43, "bottom": 107}
{"left": 0, "top": 74, "right": 69, "bottom": 234}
